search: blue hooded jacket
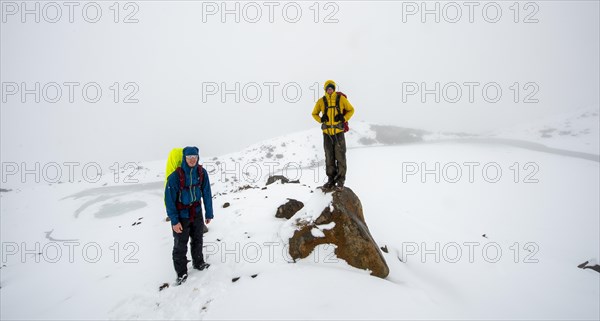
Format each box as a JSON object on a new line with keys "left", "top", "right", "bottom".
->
{"left": 164, "top": 146, "right": 213, "bottom": 225}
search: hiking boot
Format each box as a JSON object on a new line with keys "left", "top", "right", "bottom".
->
{"left": 193, "top": 262, "right": 210, "bottom": 271}
{"left": 322, "top": 180, "right": 335, "bottom": 190}
{"left": 176, "top": 273, "right": 188, "bottom": 285}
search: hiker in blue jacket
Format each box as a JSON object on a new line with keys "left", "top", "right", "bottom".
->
{"left": 165, "top": 146, "right": 213, "bottom": 285}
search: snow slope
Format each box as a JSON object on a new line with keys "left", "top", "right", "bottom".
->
{"left": 489, "top": 106, "right": 600, "bottom": 155}
{"left": 1, "top": 108, "right": 599, "bottom": 320}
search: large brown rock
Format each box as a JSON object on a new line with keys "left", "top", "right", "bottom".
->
{"left": 288, "top": 187, "right": 389, "bottom": 278}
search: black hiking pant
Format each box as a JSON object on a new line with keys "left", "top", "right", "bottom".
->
{"left": 323, "top": 132, "right": 347, "bottom": 184}
{"left": 172, "top": 217, "right": 205, "bottom": 277}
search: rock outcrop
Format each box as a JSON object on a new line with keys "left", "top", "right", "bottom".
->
{"left": 288, "top": 187, "right": 389, "bottom": 278}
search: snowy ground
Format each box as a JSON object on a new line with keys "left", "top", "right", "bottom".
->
{"left": 1, "top": 107, "right": 599, "bottom": 320}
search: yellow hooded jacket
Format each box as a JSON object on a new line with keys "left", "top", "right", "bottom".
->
{"left": 311, "top": 80, "right": 355, "bottom": 135}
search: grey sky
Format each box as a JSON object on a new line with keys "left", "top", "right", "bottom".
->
{"left": 1, "top": 1, "right": 598, "bottom": 164}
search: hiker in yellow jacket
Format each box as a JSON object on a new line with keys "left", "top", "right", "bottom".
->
{"left": 311, "top": 80, "right": 355, "bottom": 189}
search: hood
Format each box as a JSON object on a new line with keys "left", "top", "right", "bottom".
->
{"left": 182, "top": 146, "right": 200, "bottom": 170}
{"left": 323, "top": 80, "right": 336, "bottom": 93}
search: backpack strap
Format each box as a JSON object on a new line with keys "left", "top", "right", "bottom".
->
{"left": 176, "top": 167, "right": 185, "bottom": 190}
{"left": 321, "top": 96, "right": 330, "bottom": 122}
{"left": 175, "top": 165, "right": 204, "bottom": 223}
{"left": 176, "top": 165, "right": 204, "bottom": 189}
{"left": 197, "top": 165, "right": 204, "bottom": 188}
{"left": 323, "top": 93, "right": 343, "bottom": 117}
{"left": 321, "top": 94, "right": 345, "bottom": 132}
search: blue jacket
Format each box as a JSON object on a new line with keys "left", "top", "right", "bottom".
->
{"left": 165, "top": 146, "right": 213, "bottom": 225}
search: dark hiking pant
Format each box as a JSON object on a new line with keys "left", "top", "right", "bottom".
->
{"left": 323, "top": 132, "right": 347, "bottom": 184}
{"left": 172, "top": 217, "right": 204, "bottom": 277}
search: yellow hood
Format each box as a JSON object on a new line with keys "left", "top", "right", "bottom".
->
{"left": 323, "top": 80, "right": 336, "bottom": 92}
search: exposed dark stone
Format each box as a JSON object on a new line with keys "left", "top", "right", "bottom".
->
{"left": 275, "top": 199, "right": 304, "bottom": 220}
{"left": 577, "top": 261, "right": 600, "bottom": 273}
{"left": 266, "top": 175, "right": 289, "bottom": 185}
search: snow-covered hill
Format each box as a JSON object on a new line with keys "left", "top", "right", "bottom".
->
{"left": 490, "top": 106, "right": 600, "bottom": 154}
{"left": 1, "top": 108, "right": 599, "bottom": 320}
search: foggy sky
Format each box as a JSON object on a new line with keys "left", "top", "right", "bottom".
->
{"left": 1, "top": 1, "right": 598, "bottom": 165}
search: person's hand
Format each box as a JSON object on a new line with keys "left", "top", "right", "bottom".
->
{"left": 172, "top": 223, "right": 183, "bottom": 233}
{"left": 205, "top": 219, "right": 212, "bottom": 225}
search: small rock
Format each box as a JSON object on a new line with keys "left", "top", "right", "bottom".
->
{"left": 232, "top": 277, "right": 240, "bottom": 283}
{"left": 275, "top": 199, "right": 304, "bottom": 220}
{"left": 381, "top": 245, "right": 389, "bottom": 253}
{"left": 577, "top": 261, "right": 600, "bottom": 273}
{"left": 235, "top": 185, "right": 256, "bottom": 192}
{"left": 223, "top": 202, "right": 231, "bottom": 208}
{"left": 266, "top": 175, "right": 289, "bottom": 185}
